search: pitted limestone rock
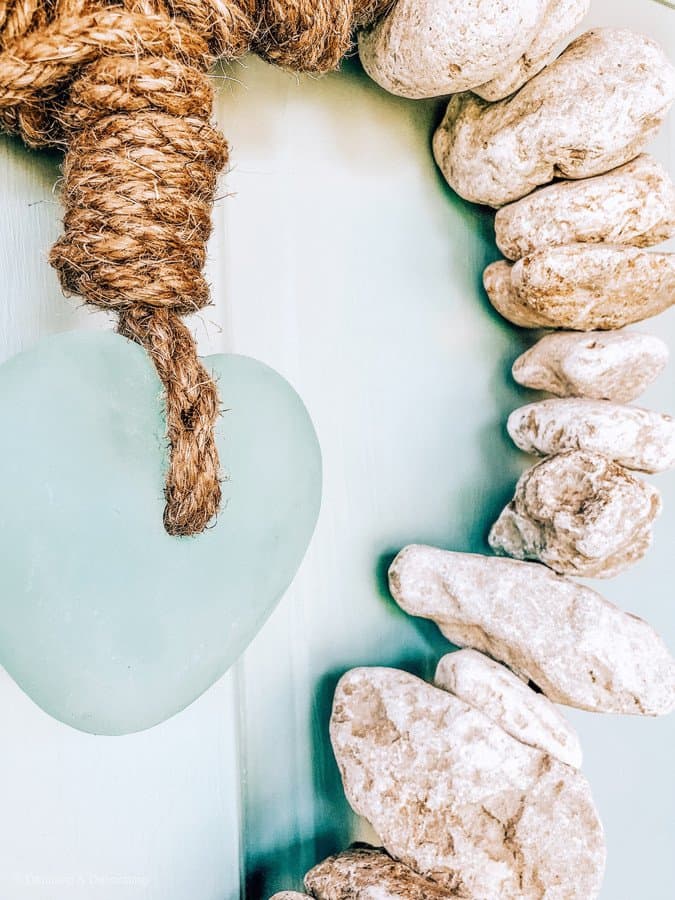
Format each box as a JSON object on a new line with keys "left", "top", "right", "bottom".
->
{"left": 389, "top": 545, "right": 675, "bottom": 715}
{"left": 484, "top": 244, "right": 675, "bottom": 330}
{"left": 434, "top": 649, "right": 582, "bottom": 768}
{"left": 475, "top": 0, "right": 590, "bottom": 101}
{"left": 512, "top": 330, "right": 669, "bottom": 402}
{"left": 304, "top": 845, "right": 458, "bottom": 898}
{"left": 269, "top": 894, "right": 311, "bottom": 899}
{"left": 358, "top": 0, "right": 547, "bottom": 99}
{"left": 495, "top": 155, "right": 675, "bottom": 259}
{"left": 433, "top": 29, "right": 675, "bottom": 206}
{"left": 330, "top": 667, "right": 606, "bottom": 899}
{"left": 488, "top": 450, "right": 661, "bottom": 577}
{"left": 507, "top": 399, "right": 675, "bottom": 473}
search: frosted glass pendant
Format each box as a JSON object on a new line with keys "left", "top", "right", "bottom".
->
{"left": 0, "top": 332, "right": 321, "bottom": 734}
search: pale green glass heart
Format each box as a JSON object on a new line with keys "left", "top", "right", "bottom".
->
{"left": 0, "top": 332, "right": 321, "bottom": 734}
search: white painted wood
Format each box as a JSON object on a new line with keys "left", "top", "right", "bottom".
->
{"left": 0, "top": 1, "right": 674, "bottom": 898}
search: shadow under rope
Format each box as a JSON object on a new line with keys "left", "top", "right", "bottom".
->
{"left": 1, "top": 130, "right": 63, "bottom": 187}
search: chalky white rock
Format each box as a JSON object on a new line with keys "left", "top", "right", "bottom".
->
{"left": 433, "top": 29, "right": 675, "bottom": 206}
{"left": 358, "top": 0, "right": 547, "bottom": 99}
{"left": 304, "top": 846, "right": 456, "bottom": 898}
{"left": 434, "top": 649, "right": 582, "bottom": 768}
{"left": 512, "top": 330, "right": 669, "bottom": 401}
{"left": 389, "top": 545, "right": 675, "bottom": 715}
{"left": 495, "top": 155, "right": 675, "bottom": 260}
{"left": 489, "top": 449, "right": 661, "bottom": 577}
{"left": 475, "top": 0, "right": 590, "bottom": 100}
{"left": 484, "top": 244, "right": 675, "bottom": 330}
{"left": 331, "top": 667, "right": 606, "bottom": 899}
{"left": 269, "top": 894, "right": 311, "bottom": 899}
{"left": 508, "top": 399, "right": 675, "bottom": 473}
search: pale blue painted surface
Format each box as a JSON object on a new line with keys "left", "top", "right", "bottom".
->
{"left": 0, "top": 1, "right": 673, "bottom": 897}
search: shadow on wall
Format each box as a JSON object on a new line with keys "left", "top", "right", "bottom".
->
{"left": 0, "top": 131, "right": 62, "bottom": 189}
{"left": 427, "top": 141, "right": 537, "bottom": 555}
{"left": 239, "top": 53, "right": 539, "bottom": 900}
{"left": 245, "top": 654, "right": 435, "bottom": 899}
{"left": 246, "top": 556, "right": 458, "bottom": 895}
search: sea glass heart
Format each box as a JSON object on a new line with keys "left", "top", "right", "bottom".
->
{"left": 0, "top": 331, "right": 321, "bottom": 734}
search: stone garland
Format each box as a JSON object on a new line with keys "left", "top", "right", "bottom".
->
{"left": 271, "top": 11, "right": 675, "bottom": 900}
{"left": 2, "top": 0, "right": 672, "bottom": 890}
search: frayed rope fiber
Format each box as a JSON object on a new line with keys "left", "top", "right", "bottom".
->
{"left": 0, "top": 0, "right": 391, "bottom": 535}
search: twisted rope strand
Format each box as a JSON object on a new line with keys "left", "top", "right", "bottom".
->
{"left": 119, "top": 306, "right": 222, "bottom": 535}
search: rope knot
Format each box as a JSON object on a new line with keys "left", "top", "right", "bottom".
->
{"left": 0, "top": 0, "right": 393, "bottom": 533}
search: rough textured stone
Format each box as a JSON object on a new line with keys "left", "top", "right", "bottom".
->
{"left": 358, "top": 0, "right": 547, "bottom": 100}
{"left": 476, "top": 0, "right": 590, "bottom": 101}
{"left": 495, "top": 155, "right": 675, "bottom": 260}
{"left": 269, "top": 894, "right": 311, "bottom": 899}
{"left": 331, "top": 667, "right": 606, "bottom": 899}
{"left": 434, "top": 649, "right": 582, "bottom": 768}
{"left": 508, "top": 399, "right": 675, "bottom": 473}
{"left": 389, "top": 545, "right": 675, "bottom": 715}
{"left": 512, "top": 330, "right": 669, "bottom": 402}
{"left": 489, "top": 450, "right": 661, "bottom": 577}
{"left": 305, "top": 845, "right": 457, "bottom": 898}
{"left": 433, "top": 29, "right": 675, "bottom": 207}
{"left": 484, "top": 244, "right": 675, "bottom": 330}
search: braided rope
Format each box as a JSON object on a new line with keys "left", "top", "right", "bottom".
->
{"left": 0, "top": 0, "right": 390, "bottom": 534}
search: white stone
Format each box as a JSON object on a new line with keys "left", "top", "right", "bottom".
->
{"left": 476, "top": 0, "right": 590, "bottom": 101}
{"left": 331, "top": 667, "right": 606, "bottom": 899}
{"left": 389, "top": 545, "right": 675, "bottom": 715}
{"left": 512, "top": 330, "right": 669, "bottom": 402}
{"left": 489, "top": 450, "right": 661, "bottom": 577}
{"left": 495, "top": 155, "right": 675, "bottom": 260}
{"left": 304, "top": 845, "right": 456, "bottom": 898}
{"left": 358, "top": 0, "right": 547, "bottom": 99}
{"left": 433, "top": 29, "right": 675, "bottom": 207}
{"left": 434, "top": 649, "right": 582, "bottom": 768}
{"left": 484, "top": 244, "right": 675, "bottom": 330}
{"left": 269, "top": 894, "right": 311, "bottom": 899}
{"left": 507, "top": 399, "right": 675, "bottom": 473}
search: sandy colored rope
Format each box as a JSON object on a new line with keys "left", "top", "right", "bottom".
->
{"left": 0, "top": 0, "right": 52, "bottom": 50}
{"left": 0, "top": 10, "right": 209, "bottom": 109}
{"left": 118, "top": 306, "right": 222, "bottom": 535}
{"left": 253, "top": 0, "right": 389, "bottom": 71}
{"left": 0, "top": 0, "right": 391, "bottom": 534}
{"left": 53, "top": 51, "right": 226, "bottom": 535}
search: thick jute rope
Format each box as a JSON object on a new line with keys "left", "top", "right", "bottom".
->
{"left": 0, "top": 0, "right": 390, "bottom": 534}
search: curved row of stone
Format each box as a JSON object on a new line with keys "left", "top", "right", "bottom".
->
{"left": 273, "top": 550, "right": 675, "bottom": 896}
{"left": 270, "top": 10, "right": 675, "bottom": 900}
{"left": 471, "top": 36, "right": 675, "bottom": 577}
